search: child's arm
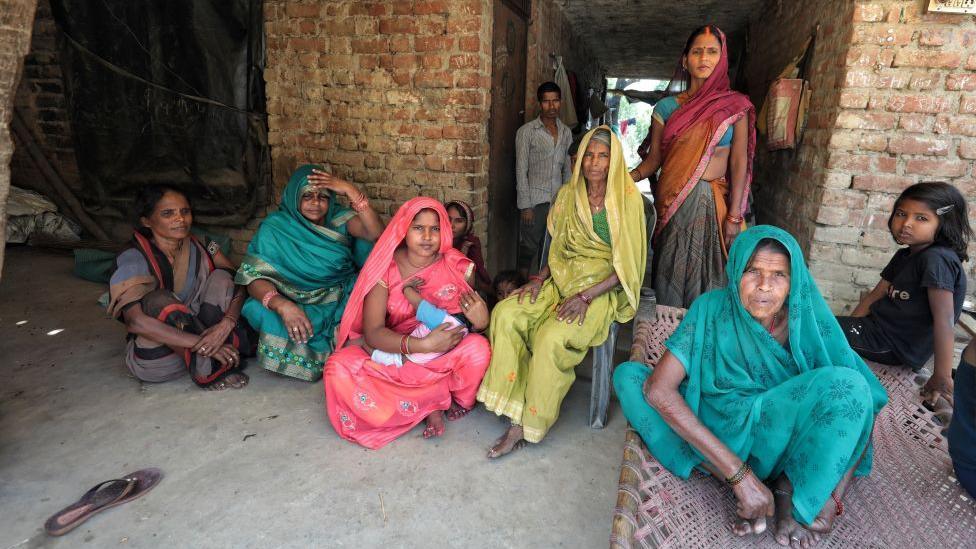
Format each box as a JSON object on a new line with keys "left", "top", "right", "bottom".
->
{"left": 922, "top": 288, "right": 957, "bottom": 405}
{"left": 401, "top": 277, "right": 424, "bottom": 308}
{"left": 850, "top": 279, "right": 891, "bottom": 317}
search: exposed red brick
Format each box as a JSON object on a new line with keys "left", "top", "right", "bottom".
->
{"left": 379, "top": 18, "right": 418, "bottom": 34}
{"left": 287, "top": 38, "right": 325, "bottom": 52}
{"left": 893, "top": 49, "right": 961, "bottom": 69}
{"left": 946, "top": 73, "right": 976, "bottom": 91}
{"left": 420, "top": 54, "right": 443, "bottom": 69}
{"left": 887, "top": 136, "right": 950, "bottom": 156}
{"left": 414, "top": 0, "right": 449, "bottom": 14}
{"left": 446, "top": 16, "right": 481, "bottom": 34}
{"left": 835, "top": 111, "right": 897, "bottom": 130}
{"left": 845, "top": 45, "right": 895, "bottom": 68}
{"left": 875, "top": 156, "right": 897, "bottom": 173}
{"left": 449, "top": 54, "right": 481, "bottom": 69}
{"left": 285, "top": 4, "right": 321, "bottom": 18}
{"left": 885, "top": 94, "right": 951, "bottom": 113}
{"left": 853, "top": 4, "right": 885, "bottom": 22}
{"left": 844, "top": 68, "right": 910, "bottom": 89}
{"left": 853, "top": 25, "right": 914, "bottom": 46}
{"left": 918, "top": 29, "right": 952, "bottom": 47}
{"left": 414, "top": 36, "right": 454, "bottom": 52}
{"left": 944, "top": 115, "right": 976, "bottom": 136}
{"left": 390, "top": 36, "right": 413, "bottom": 53}
{"left": 458, "top": 35, "right": 480, "bottom": 52}
{"left": 415, "top": 70, "right": 452, "bottom": 88}
{"left": 838, "top": 90, "right": 869, "bottom": 109}
{"left": 908, "top": 73, "right": 939, "bottom": 90}
{"left": 959, "top": 140, "right": 976, "bottom": 160}
{"left": 906, "top": 158, "right": 969, "bottom": 177}
{"left": 962, "top": 97, "right": 976, "bottom": 115}
{"left": 351, "top": 38, "right": 389, "bottom": 54}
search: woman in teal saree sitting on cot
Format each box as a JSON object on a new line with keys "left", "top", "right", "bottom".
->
{"left": 235, "top": 165, "right": 384, "bottom": 381}
{"left": 614, "top": 225, "right": 888, "bottom": 547}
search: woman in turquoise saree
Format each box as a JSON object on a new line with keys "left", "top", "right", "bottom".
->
{"left": 235, "top": 165, "right": 384, "bottom": 381}
{"left": 613, "top": 226, "right": 888, "bottom": 546}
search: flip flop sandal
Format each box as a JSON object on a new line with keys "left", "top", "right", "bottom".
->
{"left": 44, "top": 468, "right": 164, "bottom": 536}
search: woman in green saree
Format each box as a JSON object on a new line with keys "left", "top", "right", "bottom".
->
{"left": 235, "top": 165, "right": 384, "bottom": 381}
{"left": 613, "top": 226, "right": 888, "bottom": 546}
{"left": 478, "top": 126, "right": 647, "bottom": 457}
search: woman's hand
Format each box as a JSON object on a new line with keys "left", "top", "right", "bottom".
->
{"left": 922, "top": 373, "right": 954, "bottom": 407}
{"left": 723, "top": 220, "right": 742, "bottom": 250}
{"left": 419, "top": 323, "right": 463, "bottom": 353}
{"left": 191, "top": 318, "right": 235, "bottom": 357}
{"left": 731, "top": 471, "right": 775, "bottom": 521}
{"left": 210, "top": 344, "right": 241, "bottom": 368}
{"left": 308, "top": 169, "right": 362, "bottom": 199}
{"left": 459, "top": 291, "right": 489, "bottom": 330}
{"left": 556, "top": 294, "right": 590, "bottom": 326}
{"left": 273, "top": 298, "right": 313, "bottom": 344}
{"left": 514, "top": 278, "right": 543, "bottom": 304}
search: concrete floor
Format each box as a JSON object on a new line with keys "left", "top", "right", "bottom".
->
{"left": 0, "top": 247, "right": 628, "bottom": 549}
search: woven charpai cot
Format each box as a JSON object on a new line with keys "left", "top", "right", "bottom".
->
{"left": 611, "top": 305, "right": 976, "bottom": 549}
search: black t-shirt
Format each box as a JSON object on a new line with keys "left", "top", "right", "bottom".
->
{"left": 869, "top": 245, "right": 965, "bottom": 368}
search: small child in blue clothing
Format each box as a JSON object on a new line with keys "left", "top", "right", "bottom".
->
{"left": 370, "top": 277, "right": 468, "bottom": 367}
{"left": 948, "top": 338, "right": 976, "bottom": 498}
{"left": 837, "top": 182, "right": 973, "bottom": 406}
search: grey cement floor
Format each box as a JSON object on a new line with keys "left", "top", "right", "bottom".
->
{"left": 0, "top": 247, "right": 628, "bottom": 549}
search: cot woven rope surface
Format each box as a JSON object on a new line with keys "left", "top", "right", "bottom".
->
{"left": 611, "top": 305, "right": 976, "bottom": 549}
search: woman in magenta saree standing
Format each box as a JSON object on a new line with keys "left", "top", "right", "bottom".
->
{"left": 323, "top": 198, "right": 492, "bottom": 449}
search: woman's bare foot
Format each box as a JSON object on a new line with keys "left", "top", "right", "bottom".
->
{"left": 487, "top": 424, "right": 524, "bottom": 459}
{"left": 807, "top": 497, "right": 839, "bottom": 534}
{"left": 446, "top": 401, "right": 472, "bottom": 421}
{"left": 731, "top": 516, "right": 767, "bottom": 537}
{"left": 773, "top": 477, "right": 822, "bottom": 547}
{"left": 206, "top": 372, "right": 249, "bottom": 391}
{"left": 422, "top": 410, "right": 445, "bottom": 439}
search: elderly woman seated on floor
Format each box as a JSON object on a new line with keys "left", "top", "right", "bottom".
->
{"left": 613, "top": 226, "right": 889, "bottom": 547}
{"left": 108, "top": 185, "right": 254, "bottom": 390}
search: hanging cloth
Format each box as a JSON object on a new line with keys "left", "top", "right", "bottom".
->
{"left": 554, "top": 56, "right": 578, "bottom": 128}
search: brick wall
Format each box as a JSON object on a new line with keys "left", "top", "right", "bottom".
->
{"left": 262, "top": 0, "right": 492, "bottom": 259}
{"left": 0, "top": 0, "right": 38, "bottom": 277}
{"left": 524, "top": 0, "right": 604, "bottom": 125}
{"left": 10, "top": 0, "right": 79, "bottom": 204}
{"left": 747, "top": 0, "right": 976, "bottom": 311}
{"left": 812, "top": 0, "right": 976, "bottom": 310}
{"left": 743, "top": 0, "right": 857, "bottom": 266}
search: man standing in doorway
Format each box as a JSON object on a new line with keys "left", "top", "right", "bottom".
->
{"left": 515, "top": 81, "right": 572, "bottom": 276}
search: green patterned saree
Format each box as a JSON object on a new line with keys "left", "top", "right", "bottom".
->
{"left": 235, "top": 165, "right": 370, "bottom": 381}
{"left": 614, "top": 226, "right": 888, "bottom": 525}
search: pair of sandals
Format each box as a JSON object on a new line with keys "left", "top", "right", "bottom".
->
{"left": 44, "top": 468, "right": 163, "bottom": 536}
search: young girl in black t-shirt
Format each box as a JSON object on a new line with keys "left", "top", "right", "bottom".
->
{"left": 837, "top": 182, "right": 973, "bottom": 406}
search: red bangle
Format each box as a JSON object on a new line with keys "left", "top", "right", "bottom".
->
{"left": 831, "top": 493, "right": 844, "bottom": 516}
{"left": 725, "top": 214, "right": 744, "bottom": 224}
{"left": 529, "top": 275, "right": 545, "bottom": 283}
{"left": 261, "top": 289, "right": 279, "bottom": 309}
{"left": 400, "top": 334, "right": 409, "bottom": 355}
{"left": 578, "top": 292, "right": 592, "bottom": 304}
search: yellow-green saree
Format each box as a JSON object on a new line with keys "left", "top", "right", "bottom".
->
{"left": 477, "top": 126, "right": 646, "bottom": 442}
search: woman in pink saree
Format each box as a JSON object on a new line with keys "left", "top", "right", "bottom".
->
{"left": 324, "top": 198, "right": 491, "bottom": 449}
